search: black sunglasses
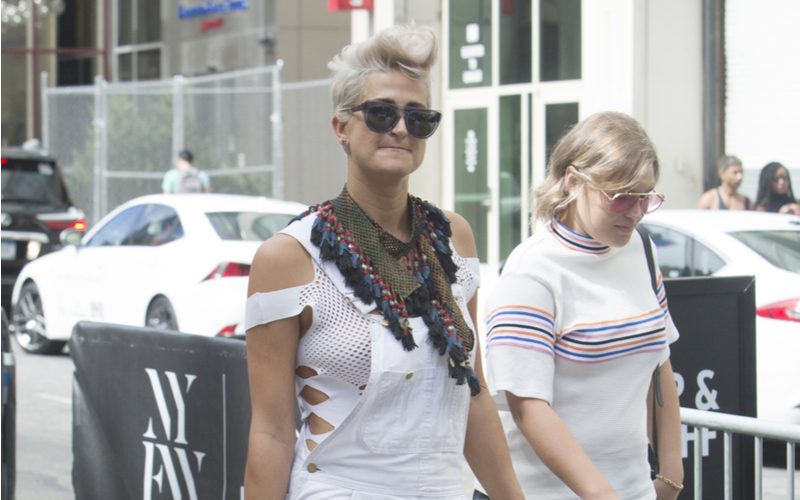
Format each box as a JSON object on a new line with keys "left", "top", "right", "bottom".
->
{"left": 348, "top": 101, "right": 442, "bottom": 139}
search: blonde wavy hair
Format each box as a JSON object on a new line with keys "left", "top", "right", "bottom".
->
{"left": 533, "top": 111, "right": 660, "bottom": 223}
{"left": 328, "top": 24, "right": 437, "bottom": 121}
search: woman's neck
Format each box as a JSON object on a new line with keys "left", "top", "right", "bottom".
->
{"left": 345, "top": 179, "right": 412, "bottom": 241}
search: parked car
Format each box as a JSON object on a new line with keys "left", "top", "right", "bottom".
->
{"left": 2, "top": 308, "right": 15, "bottom": 500}
{"left": 10, "top": 193, "right": 308, "bottom": 354}
{"left": 642, "top": 209, "right": 800, "bottom": 425}
{"left": 1, "top": 147, "right": 86, "bottom": 313}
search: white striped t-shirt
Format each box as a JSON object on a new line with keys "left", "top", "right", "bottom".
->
{"left": 485, "top": 219, "right": 679, "bottom": 500}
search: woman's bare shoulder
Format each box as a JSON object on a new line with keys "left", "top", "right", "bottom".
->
{"left": 248, "top": 233, "right": 314, "bottom": 295}
{"left": 443, "top": 209, "right": 478, "bottom": 259}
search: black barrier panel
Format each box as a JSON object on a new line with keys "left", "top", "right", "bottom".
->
{"left": 71, "top": 321, "right": 251, "bottom": 500}
{"left": 664, "top": 276, "right": 757, "bottom": 499}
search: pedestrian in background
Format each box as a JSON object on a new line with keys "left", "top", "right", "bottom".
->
{"left": 243, "top": 24, "right": 523, "bottom": 500}
{"left": 755, "top": 161, "right": 799, "bottom": 215}
{"left": 696, "top": 155, "right": 752, "bottom": 210}
{"left": 161, "top": 149, "right": 211, "bottom": 193}
{"left": 484, "top": 111, "right": 684, "bottom": 499}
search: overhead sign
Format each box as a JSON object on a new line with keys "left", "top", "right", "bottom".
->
{"left": 328, "top": 0, "right": 374, "bottom": 12}
{"left": 177, "top": 0, "right": 249, "bottom": 20}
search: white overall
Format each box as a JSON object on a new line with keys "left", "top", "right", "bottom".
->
{"left": 288, "top": 315, "right": 473, "bottom": 499}
{"left": 245, "top": 214, "right": 478, "bottom": 499}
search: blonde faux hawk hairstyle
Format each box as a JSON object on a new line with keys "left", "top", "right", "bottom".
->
{"left": 328, "top": 24, "right": 438, "bottom": 121}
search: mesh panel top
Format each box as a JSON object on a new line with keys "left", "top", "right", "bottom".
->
{"left": 296, "top": 251, "right": 479, "bottom": 389}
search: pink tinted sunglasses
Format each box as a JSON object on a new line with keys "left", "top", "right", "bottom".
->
{"left": 597, "top": 189, "right": 665, "bottom": 214}
{"left": 571, "top": 167, "right": 665, "bottom": 214}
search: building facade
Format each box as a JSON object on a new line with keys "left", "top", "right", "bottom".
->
{"left": 3, "top": 0, "right": 797, "bottom": 272}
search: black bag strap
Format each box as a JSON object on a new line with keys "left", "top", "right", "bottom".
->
{"left": 637, "top": 225, "right": 663, "bottom": 477}
{"left": 637, "top": 225, "right": 658, "bottom": 293}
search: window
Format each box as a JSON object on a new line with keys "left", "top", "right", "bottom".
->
{"left": 540, "top": 0, "right": 581, "bottom": 81}
{"left": 1, "top": 159, "right": 68, "bottom": 208}
{"left": 115, "top": 0, "right": 162, "bottom": 81}
{"left": 692, "top": 240, "right": 725, "bottom": 277}
{"left": 499, "top": 0, "right": 532, "bottom": 84}
{"left": 206, "top": 212, "right": 295, "bottom": 241}
{"left": 445, "top": 0, "right": 582, "bottom": 266}
{"left": 123, "top": 204, "right": 184, "bottom": 246}
{"left": 545, "top": 102, "right": 579, "bottom": 167}
{"left": 644, "top": 224, "right": 692, "bottom": 278}
{"left": 454, "top": 108, "right": 489, "bottom": 261}
{"left": 85, "top": 206, "right": 146, "bottom": 247}
{"left": 499, "top": 95, "right": 523, "bottom": 261}
{"left": 644, "top": 224, "right": 726, "bottom": 278}
{"left": 448, "top": 0, "right": 492, "bottom": 89}
{"left": 730, "top": 230, "right": 800, "bottom": 273}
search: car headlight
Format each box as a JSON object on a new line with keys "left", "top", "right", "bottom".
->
{"left": 26, "top": 240, "right": 41, "bottom": 260}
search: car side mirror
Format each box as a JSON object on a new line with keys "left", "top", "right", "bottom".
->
{"left": 60, "top": 228, "right": 83, "bottom": 247}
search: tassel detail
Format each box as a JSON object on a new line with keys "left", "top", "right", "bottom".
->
{"left": 308, "top": 192, "right": 479, "bottom": 396}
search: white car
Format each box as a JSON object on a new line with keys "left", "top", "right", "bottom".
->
{"left": 10, "top": 193, "right": 308, "bottom": 354}
{"left": 642, "top": 209, "right": 800, "bottom": 424}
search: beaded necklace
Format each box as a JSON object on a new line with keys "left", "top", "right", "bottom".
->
{"left": 305, "top": 188, "right": 480, "bottom": 395}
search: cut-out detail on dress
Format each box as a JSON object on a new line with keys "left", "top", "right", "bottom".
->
{"left": 296, "top": 365, "right": 318, "bottom": 379}
{"left": 308, "top": 413, "right": 335, "bottom": 435}
{"left": 305, "top": 439, "right": 318, "bottom": 451}
{"left": 300, "top": 385, "right": 330, "bottom": 405}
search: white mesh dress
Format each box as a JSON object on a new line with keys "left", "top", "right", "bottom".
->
{"left": 245, "top": 213, "right": 481, "bottom": 498}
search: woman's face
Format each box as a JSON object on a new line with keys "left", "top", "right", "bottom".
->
{"left": 333, "top": 70, "right": 429, "bottom": 182}
{"left": 565, "top": 165, "right": 657, "bottom": 248}
{"left": 772, "top": 166, "right": 790, "bottom": 196}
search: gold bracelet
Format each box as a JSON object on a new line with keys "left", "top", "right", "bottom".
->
{"left": 655, "top": 473, "right": 684, "bottom": 491}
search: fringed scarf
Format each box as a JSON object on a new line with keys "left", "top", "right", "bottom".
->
{"left": 306, "top": 188, "right": 480, "bottom": 395}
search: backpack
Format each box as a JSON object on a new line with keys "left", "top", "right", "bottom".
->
{"left": 177, "top": 168, "right": 203, "bottom": 193}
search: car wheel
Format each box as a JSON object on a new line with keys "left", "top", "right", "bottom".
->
{"left": 12, "top": 281, "right": 65, "bottom": 355}
{"left": 146, "top": 297, "right": 179, "bottom": 331}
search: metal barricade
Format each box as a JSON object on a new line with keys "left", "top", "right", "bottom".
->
{"left": 682, "top": 407, "right": 800, "bottom": 499}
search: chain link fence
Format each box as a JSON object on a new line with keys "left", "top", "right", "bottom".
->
{"left": 42, "top": 65, "right": 345, "bottom": 225}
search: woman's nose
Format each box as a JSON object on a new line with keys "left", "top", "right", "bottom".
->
{"left": 389, "top": 113, "right": 408, "bottom": 136}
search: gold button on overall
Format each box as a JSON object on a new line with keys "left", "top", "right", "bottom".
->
{"left": 405, "top": 372, "right": 414, "bottom": 380}
{"left": 307, "top": 463, "right": 318, "bottom": 473}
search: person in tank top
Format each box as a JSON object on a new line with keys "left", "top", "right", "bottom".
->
{"left": 697, "top": 155, "right": 752, "bottom": 210}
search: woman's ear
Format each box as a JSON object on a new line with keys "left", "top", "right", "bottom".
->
{"left": 332, "top": 115, "right": 350, "bottom": 153}
{"left": 331, "top": 115, "right": 348, "bottom": 146}
{"left": 563, "top": 165, "right": 579, "bottom": 195}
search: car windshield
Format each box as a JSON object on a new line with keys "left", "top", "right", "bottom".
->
{"left": 1, "top": 159, "right": 68, "bottom": 208}
{"left": 206, "top": 211, "right": 295, "bottom": 241}
{"left": 728, "top": 230, "right": 800, "bottom": 273}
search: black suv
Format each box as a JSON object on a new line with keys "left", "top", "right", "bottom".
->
{"left": 1, "top": 147, "right": 86, "bottom": 313}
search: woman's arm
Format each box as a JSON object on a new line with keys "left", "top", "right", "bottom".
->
{"left": 464, "top": 349, "right": 525, "bottom": 499}
{"left": 649, "top": 360, "right": 684, "bottom": 500}
{"left": 506, "top": 394, "right": 620, "bottom": 499}
{"left": 447, "top": 210, "right": 524, "bottom": 499}
{"left": 244, "top": 235, "right": 313, "bottom": 500}
{"left": 463, "top": 298, "right": 524, "bottom": 499}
